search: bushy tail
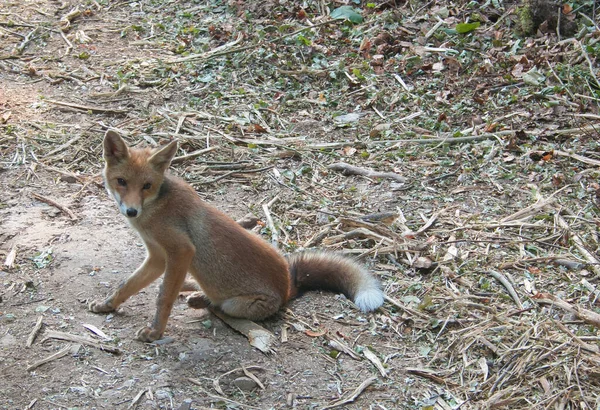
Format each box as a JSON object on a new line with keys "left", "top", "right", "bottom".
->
{"left": 286, "top": 252, "right": 384, "bottom": 312}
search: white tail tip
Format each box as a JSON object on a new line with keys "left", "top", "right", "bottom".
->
{"left": 354, "top": 288, "right": 384, "bottom": 312}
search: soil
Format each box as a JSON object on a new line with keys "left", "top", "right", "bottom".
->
{"left": 2, "top": 0, "right": 600, "bottom": 409}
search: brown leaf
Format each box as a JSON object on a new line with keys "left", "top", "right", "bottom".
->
{"left": 305, "top": 328, "right": 326, "bottom": 337}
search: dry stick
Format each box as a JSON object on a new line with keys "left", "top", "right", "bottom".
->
{"left": 188, "top": 377, "right": 262, "bottom": 409}
{"left": 171, "top": 146, "right": 217, "bottom": 164}
{"left": 26, "top": 316, "right": 44, "bottom": 347}
{"left": 46, "top": 99, "right": 127, "bottom": 115}
{"left": 209, "top": 308, "right": 276, "bottom": 354}
{"left": 26, "top": 344, "right": 80, "bottom": 371}
{"left": 127, "top": 389, "right": 147, "bottom": 409}
{"left": 328, "top": 162, "right": 405, "bottom": 183}
{"left": 37, "top": 162, "right": 85, "bottom": 183}
{"left": 384, "top": 295, "right": 429, "bottom": 319}
{"left": 168, "top": 20, "right": 335, "bottom": 64}
{"left": 212, "top": 366, "right": 265, "bottom": 395}
{"left": 553, "top": 320, "right": 600, "bottom": 355}
{"left": 242, "top": 366, "right": 266, "bottom": 390}
{"left": 31, "top": 193, "right": 78, "bottom": 221}
{"left": 319, "top": 376, "right": 377, "bottom": 410}
{"left": 45, "top": 135, "right": 82, "bottom": 157}
{"left": 15, "top": 27, "right": 40, "bottom": 54}
{"left": 167, "top": 33, "right": 244, "bottom": 63}
{"left": 262, "top": 196, "right": 280, "bottom": 247}
{"left": 194, "top": 165, "right": 274, "bottom": 185}
{"left": 487, "top": 270, "right": 523, "bottom": 309}
{"left": 501, "top": 184, "right": 571, "bottom": 223}
{"left": 555, "top": 213, "right": 600, "bottom": 277}
{"left": 42, "top": 330, "right": 122, "bottom": 354}
{"left": 406, "top": 368, "right": 460, "bottom": 387}
{"left": 554, "top": 149, "right": 600, "bottom": 167}
{"left": 535, "top": 293, "right": 600, "bottom": 329}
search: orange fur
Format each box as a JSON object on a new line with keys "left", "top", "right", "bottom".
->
{"left": 90, "top": 130, "right": 384, "bottom": 342}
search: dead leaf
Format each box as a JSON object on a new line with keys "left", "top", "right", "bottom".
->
{"left": 342, "top": 146, "right": 357, "bottom": 156}
{"left": 364, "top": 348, "right": 387, "bottom": 377}
{"left": 305, "top": 328, "right": 327, "bottom": 337}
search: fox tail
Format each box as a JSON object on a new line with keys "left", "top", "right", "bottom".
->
{"left": 286, "top": 252, "right": 384, "bottom": 312}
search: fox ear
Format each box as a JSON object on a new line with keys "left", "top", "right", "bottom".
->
{"left": 149, "top": 140, "right": 178, "bottom": 172}
{"left": 103, "top": 130, "right": 129, "bottom": 165}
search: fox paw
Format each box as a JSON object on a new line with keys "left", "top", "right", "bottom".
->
{"left": 89, "top": 299, "right": 115, "bottom": 313}
{"left": 186, "top": 292, "right": 211, "bottom": 309}
{"left": 136, "top": 326, "right": 162, "bottom": 342}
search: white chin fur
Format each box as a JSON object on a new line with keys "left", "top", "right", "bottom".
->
{"left": 354, "top": 287, "right": 384, "bottom": 312}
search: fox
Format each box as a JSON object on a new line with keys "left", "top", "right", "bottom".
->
{"left": 89, "top": 130, "right": 384, "bottom": 342}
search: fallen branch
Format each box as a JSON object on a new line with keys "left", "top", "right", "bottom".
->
{"left": 320, "top": 376, "right": 377, "bottom": 410}
{"left": 554, "top": 150, "right": 600, "bottom": 167}
{"left": 42, "top": 330, "right": 121, "bottom": 354}
{"left": 210, "top": 309, "right": 276, "bottom": 354}
{"left": 328, "top": 162, "right": 406, "bottom": 183}
{"left": 406, "top": 368, "right": 459, "bottom": 387}
{"left": 555, "top": 213, "right": 600, "bottom": 277}
{"left": 322, "top": 227, "right": 394, "bottom": 246}
{"left": 212, "top": 366, "right": 266, "bottom": 395}
{"left": 46, "top": 99, "right": 127, "bottom": 115}
{"left": 171, "top": 146, "right": 217, "bottom": 164}
{"left": 31, "top": 193, "right": 78, "bottom": 221}
{"left": 26, "top": 316, "right": 44, "bottom": 347}
{"left": 188, "top": 377, "right": 262, "bottom": 409}
{"left": 535, "top": 293, "right": 600, "bottom": 329}
{"left": 27, "top": 344, "right": 80, "bottom": 371}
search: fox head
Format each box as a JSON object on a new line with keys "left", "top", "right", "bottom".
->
{"left": 103, "top": 130, "right": 178, "bottom": 219}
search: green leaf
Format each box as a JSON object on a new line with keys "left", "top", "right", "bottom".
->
{"left": 455, "top": 21, "right": 480, "bottom": 34}
{"left": 330, "top": 6, "right": 363, "bottom": 24}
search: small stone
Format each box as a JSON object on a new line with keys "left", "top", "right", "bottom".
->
{"left": 233, "top": 376, "right": 258, "bottom": 392}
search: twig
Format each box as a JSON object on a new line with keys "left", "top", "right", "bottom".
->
{"left": 555, "top": 213, "right": 600, "bottom": 277}
{"left": 553, "top": 320, "right": 600, "bottom": 354}
{"left": 535, "top": 293, "right": 600, "bottom": 329}
{"left": 26, "top": 316, "right": 44, "bottom": 347}
{"left": 44, "top": 135, "right": 82, "bottom": 157}
{"left": 59, "top": 6, "right": 81, "bottom": 32}
{"left": 487, "top": 270, "right": 523, "bottom": 309}
{"left": 188, "top": 378, "right": 262, "bottom": 409}
{"left": 167, "top": 33, "right": 244, "bottom": 63}
{"left": 15, "top": 27, "right": 40, "bottom": 55}
{"left": 171, "top": 146, "right": 217, "bottom": 164}
{"left": 27, "top": 344, "right": 80, "bottom": 371}
{"left": 42, "top": 330, "right": 122, "bottom": 354}
{"left": 31, "top": 193, "right": 78, "bottom": 221}
{"left": 328, "top": 162, "right": 406, "bottom": 183}
{"left": 383, "top": 295, "right": 429, "bottom": 319}
{"left": 127, "top": 389, "right": 147, "bottom": 409}
{"left": 320, "top": 376, "right": 377, "bottom": 410}
{"left": 262, "top": 196, "right": 280, "bottom": 247}
{"left": 192, "top": 165, "right": 274, "bottom": 185}
{"left": 46, "top": 99, "right": 127, "bottom": 115}
{"left": 242, "top": 366, "right": 266, "bottom": 390}
{"left": 554, "top": 149, "right": 600, "bottom": 167}
{"left": 212, "top": 366, "right": 265, "bottom": 395}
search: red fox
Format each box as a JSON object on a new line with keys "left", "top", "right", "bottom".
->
{"left": 89, "top": 130, "right": 384, "bottom": 342}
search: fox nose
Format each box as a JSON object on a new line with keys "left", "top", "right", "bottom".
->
{"left": 126, "top": 208, "right": 138, "bottom": 218}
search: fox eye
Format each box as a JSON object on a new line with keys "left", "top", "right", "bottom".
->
{"left": 142, "top": 183, "right": 152, "bottom": 190}
{"left": 117, "top": 178, "right": 126, "bottom": 186}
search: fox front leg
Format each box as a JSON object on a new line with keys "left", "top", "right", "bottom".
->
{"left": 136, "top": 244, "right": 194, "bottom": 342}
{"left": 89, "top": 245, "right": 165, "bottom": 313}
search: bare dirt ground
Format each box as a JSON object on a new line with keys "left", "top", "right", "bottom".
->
{"left": 2, "top": 1, "right": 600, "bottom": 409}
